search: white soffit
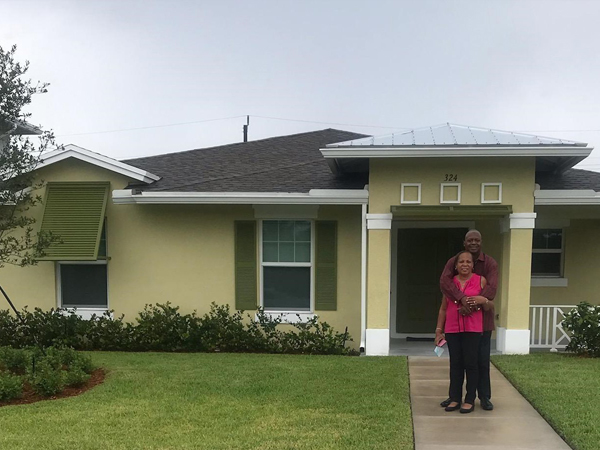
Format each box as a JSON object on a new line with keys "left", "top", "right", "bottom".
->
{"left": 321, "top": 123, "right": 591, "bottom": 159}
{"left": 535, "top": 189, "right": 600, "bottom": 205}
{"left": 112, "top": 189, "right": 369, "bottom": 205}
{"left": 38, "top": 145, "right": 160, "bottom": 183}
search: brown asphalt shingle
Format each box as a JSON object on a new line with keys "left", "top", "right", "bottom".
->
{"left": 123, "top": 128, "right": 368, "bottom": 193}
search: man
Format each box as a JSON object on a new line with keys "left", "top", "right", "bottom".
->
{"left": 439, "top": 229, "right": 498, "bottom": 411}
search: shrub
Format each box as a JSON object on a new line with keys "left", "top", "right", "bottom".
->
{"left": 0, "top": 347, "right": 31, "bottom": 374}
{"left": 63, "top": 362, "right": 91, "bottom": 387}
{"left": 0, "top": 372, "right": 23, "bottom": 401}
{"left": 133, "top": 302, "right": 194, "bottom": 352}
{"left": 562, "top": 302, "right": 600, "bottom": 357}
{"left": 29, "top": 360, "right": 65, "bottom": 397}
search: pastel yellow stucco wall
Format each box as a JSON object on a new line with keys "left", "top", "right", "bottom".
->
{"left": 0, "top": 159, "right": 363, "bottom": 346}
{"left": 369, "top": 157, "right": 536, "bottom": 213}
{"left": 530, "top": 216, "right": 600, "bottom": 307}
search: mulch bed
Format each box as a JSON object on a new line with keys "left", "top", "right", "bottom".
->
{"left": 0, "top": 368, "right": 106, "bottom": 407}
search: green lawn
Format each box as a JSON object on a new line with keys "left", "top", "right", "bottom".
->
{"left": 0, "top": 353, "right": 413, "bottom": 450}
{"left": 492, "top": 353, "right": 600, "bottom": 450}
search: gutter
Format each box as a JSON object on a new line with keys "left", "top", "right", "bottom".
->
{"left": 320, "top": 145, "right": 593, "bottom": 159}
{"left": 534, "top": 189, "right": 600, "bottom": 205}
{"left": 112, "top": 189, "right": 369, "bottom": 205}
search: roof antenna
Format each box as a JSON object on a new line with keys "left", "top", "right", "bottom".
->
{"left": 243, "top": 115, "right": 249, "bottom": 142}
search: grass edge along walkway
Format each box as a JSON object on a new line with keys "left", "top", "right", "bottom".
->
{"left": 492, "top": 353, "right": 600, "bottom": 450}
{"left": 0, "top": 352, "right": 414, "bottom": 450}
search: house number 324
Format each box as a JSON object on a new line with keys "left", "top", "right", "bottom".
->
{"left": 444, "top": 174, "right": 458, "bottom": 181}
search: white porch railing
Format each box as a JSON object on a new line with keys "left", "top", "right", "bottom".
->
{"left": 529, "top": 305, "right": 574, "bottom": 351}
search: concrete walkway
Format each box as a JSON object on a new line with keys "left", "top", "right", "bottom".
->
{"left": 409, "top": 356, "right": 571, "bottom": 450}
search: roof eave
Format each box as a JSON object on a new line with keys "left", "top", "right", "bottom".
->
{"left": 39, "top": 146, "right": 161, "bottom": 184}
{"left": 534, "top": 189, "right": 600, "bottom": 205}
{"left": 320, "top": 146, "right": 593, "bottom": 159}
{"left": 112, "top": 189, "right": 369, "bottom": 205}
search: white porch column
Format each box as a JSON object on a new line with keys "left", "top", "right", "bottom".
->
{"left": 365, "top": 213, "right": 392, "bottom": 356}
{"left": 497, "top": 213, "right": 536, "bottom": 354}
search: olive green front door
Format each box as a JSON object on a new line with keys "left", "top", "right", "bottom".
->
{"left": 396, "top": 228, "right": 467, "bottom": 334}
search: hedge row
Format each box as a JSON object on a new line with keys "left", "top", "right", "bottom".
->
{"left": 0, "top": 303, "right": 357, "bottom": 355}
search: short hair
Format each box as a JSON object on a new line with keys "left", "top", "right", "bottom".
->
{"left": 464, "top": 229, "right": 481, "bottom": 240}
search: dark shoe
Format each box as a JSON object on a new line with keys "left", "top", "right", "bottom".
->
{"left": 460, "top": 403, "right": 475, "bottom": 414}
{"left": 444, "top": 402, "right": 461, "bottom": 412}
{"left": 440, "top": 397, "right": 452, "bottom": 408}
{"left": 480, "top": 398, "right": 494, "bottom": 411}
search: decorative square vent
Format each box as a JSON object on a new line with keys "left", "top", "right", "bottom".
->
{"left": 481, "top": 183, "right": 502, "bottom": 204}
{"left": 401, "top": 183, "right": 421, "bottom": 204}
{"left": 440, "top": 183, "right": 461, "bottom": 204}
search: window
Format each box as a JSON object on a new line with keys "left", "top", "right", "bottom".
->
{"left": 58, "top": 221, "right": 108, "bottom": 310}
{"left": 531, "top": 229, "right": 563, "bottom": 277}
{"left": 261, "top": 220, "right": 312, "bottom": 311}
{"left": 59, "top": 262, "right": 108, "bottom": 308}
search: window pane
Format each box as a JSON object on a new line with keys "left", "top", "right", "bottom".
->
{"left": 278, "top": 221, "right": 294, "bottom": 241}
{"left": 531, "top": 253, "right": 562, "bottom": 276}
{"left": 61, "top": 264, "right": 108, "bottom": 307}
{"left": 294, "top": 221, "right": 311, "bottom": 242}
{"left": 98, "top": 222, "right": 107, "bottom": 258}
{"left": 263, "top": 242, "right": 278, "bottom": 262}
{"left": 263, "top": 221, "right": 278, "bottom": 242}
{"left": 263, "top": 267, "right": 310, "bottom": 310}
{"left": 533, "top": 229, "right": 562, "bottom": 250}
{"left": 295, "top": 242, "right": 310, "bottom": 262}
{"left": 279, "top": 242, "right": 294, "bottom": 262}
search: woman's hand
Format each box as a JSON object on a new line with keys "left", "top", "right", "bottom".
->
{"left": 466, "top": 296, "right": 489, "bottom": 311}
{"left": 435, "top": 330, "right": 445, "bottom": 346}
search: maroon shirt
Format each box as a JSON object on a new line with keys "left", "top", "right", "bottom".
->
{"left": 440, "top": 252, "right": 498, "bottom": 331}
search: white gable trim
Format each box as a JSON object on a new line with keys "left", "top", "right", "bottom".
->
{"left": 38, "top": 145, "right": 160, "bottom": 183}
{"left": 320, "top": 146, "right": 592, "bottom": 159}
{"left": 112, "top": 189, "right": 369, "bottom": 205}
{"left": 535, "top": 189, "right": 600, "bottom": 205}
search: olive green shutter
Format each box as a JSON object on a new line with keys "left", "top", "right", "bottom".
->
{"left": 315, "top": 221, "right": 337, "bottom": 311}
{"left": 38, "top": 182, "right": 109, "bottom": 260}
{"left": 234, "top": 221, "right": 258, "bottom": 310}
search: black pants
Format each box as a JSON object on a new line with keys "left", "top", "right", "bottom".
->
{"left": 446, "top": 332, "right": 481, "bottom": 404}
{"left": 477, "top": 330, "right": 492, "bottom": 400}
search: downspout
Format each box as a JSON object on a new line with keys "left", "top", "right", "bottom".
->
{"left": 360, "top": 198, "right": 368, "bottom": 352}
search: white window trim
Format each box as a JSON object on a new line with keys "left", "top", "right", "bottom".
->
{"left": 481, "top": 183, "right": 503, "bottom": 204}
{"left": 531, "top": 228, "right": 565, "bottom": 278}
{"left": 254, "top": 312, "right": 316, "bottom": 323}
{"left": 440, "top": 183, "right": 461, "bottom": 204}
{"left": 401, "top": 183, "right": 421, "bottom": 204}
{"left": 258, "top": 220, "right": 315, "bottom": 314}
{"left": 56, "top": 260, "right": 109, "bottom": 316}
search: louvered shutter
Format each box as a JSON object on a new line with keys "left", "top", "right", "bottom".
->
{"left": 38, "top": 182, "right": 109, "bottom": 260}
{"left": 315, "top": 221, "right": 337, "bottom": 311}
{"left": 234, "top": 221, "right": 257, "bottom": 310}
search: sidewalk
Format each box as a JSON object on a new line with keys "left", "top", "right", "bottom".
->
{"left": 408, "top": 356, "right": 571, "bottom": 450}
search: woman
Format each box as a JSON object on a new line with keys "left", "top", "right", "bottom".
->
{"left": 434, "top": 251, "right": 490, "bottom": 413}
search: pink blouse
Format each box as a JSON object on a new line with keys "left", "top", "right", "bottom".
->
{"left": 444, "top": 274, "right": 483, "bottom": 333}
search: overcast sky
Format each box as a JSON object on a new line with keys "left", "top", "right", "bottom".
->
{"left": 2, "top": 0, "right": 600, "bottom": 171}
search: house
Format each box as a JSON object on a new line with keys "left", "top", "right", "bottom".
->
{"left": 1, "top": 124, "right": 599, "bottom": 355}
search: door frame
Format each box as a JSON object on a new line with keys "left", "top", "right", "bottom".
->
{"left": 390, "top": 220, "right": 475, "bottom": 339}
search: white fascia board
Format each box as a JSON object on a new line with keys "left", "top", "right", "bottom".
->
{"left": 39, "top": 147, "right": 160, "bottom": 183}
{"left": 112, "top": 189, "right": 369, "bottom": 205}
{"left": 535, "top": 189, "right": 600, "bottom": 205}
{"left": 320, "top": 146, "right": 592, "bottom": 159}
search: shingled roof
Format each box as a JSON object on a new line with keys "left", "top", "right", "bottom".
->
{"left": 124, "top": 129, "right": 369, "bottom": 193}
{"left": 536, "top": 168, "right": 600, "bottom": 191}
